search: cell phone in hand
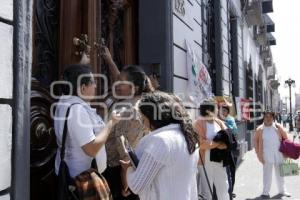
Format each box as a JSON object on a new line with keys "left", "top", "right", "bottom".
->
{"left": 114, "top": 106, "right": 134, "bottom": 120}
{"left": 112, "top": 107, "right": 126, "bottom": 118}
{"left": 119, "top": 135, "right": 139, "bottom": 169}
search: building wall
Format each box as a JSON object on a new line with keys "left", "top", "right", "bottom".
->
{"left": 172, "top": 0, "right": 202, "bottom": 97}
{"left": 0, "top": 0, "right": 13, "bottom": 199}
{"left": 240, "top": 3, "right": 275, "bottom": 150}
{"left": 242, "top": 22, "right": 268, "bottom": 108}
{"left": 172, "top": 0, "right": 202, "bottom": 118}
{"left": 229, "top": 1, "right": 244, "bottom": 98}
{"left": 171, "top": 0, "right": 250, "bottom": 112}
{"left": 171, "top": 0, "right": 251, "bottom": 154}
{"left": 219, "top": 0, "right": 231, "bottom": 96}
{"left": 295, "top": 93, "right": 300, "bottom": 113}
{"left": 219, "top": 0, "right": 245, "bottom": 98}
{"left": 275, "top": 91, "right": 280, "bottom": 112}
{"left": 172, "top": 0, "right": 247, "bottom": 100}
{"left": 237, "top": 19, "right": 246, "bottom": 98}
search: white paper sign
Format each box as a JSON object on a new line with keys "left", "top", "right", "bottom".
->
{"left": 186, "top": 40, "right": 213, "bottom": 105}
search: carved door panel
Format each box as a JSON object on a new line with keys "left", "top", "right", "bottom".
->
{"left": 101, "top": 0, "right": 137, "bottom": 75}
{"left": 59, "top": 0, "right": 100, "bottom": 76}
{"left": 30, "top": 0, "right": 99, "bottom": 200}
{"left": 99, "top": 0, "right": 138, "bottom": 107}
{"left": 31, "top": 0, "right": 100, "bottom": 85}
{"left": 30, "top": 1, "right": 60, "bottom": 200}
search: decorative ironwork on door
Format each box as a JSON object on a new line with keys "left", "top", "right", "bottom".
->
{"left": 32, "top": 0, "right": 59, "bottom": 86}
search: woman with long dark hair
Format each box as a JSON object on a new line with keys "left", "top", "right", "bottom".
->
{"left": 102, "top": 48, "right": 154, "bottom": 199}
{"left": 120, "top": 91, "right": 199, "bottom": 200}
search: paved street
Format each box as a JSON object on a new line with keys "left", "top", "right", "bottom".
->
{"left": 235, "top": 132, "right": 300, "bottom": 200}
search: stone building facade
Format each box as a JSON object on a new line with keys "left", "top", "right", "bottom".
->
{"left": 0, "top": 0, "right": 278, "bottom": 199}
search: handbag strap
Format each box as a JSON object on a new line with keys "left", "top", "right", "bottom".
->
{"left": 60, "top": 103, "right": 81, "bottom": 161}
{"left": 199, "top": 152, "right": 215, "bottom": 200}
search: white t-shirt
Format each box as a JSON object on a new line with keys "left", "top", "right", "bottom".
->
{"left": 206, "top": 121, "right": 221, "bottom": 140}
{"left": 54, "top": 96, "right": 106, "bottom": 177}
{"left": 204, "top": 121, "right": 221, "bottom": 163}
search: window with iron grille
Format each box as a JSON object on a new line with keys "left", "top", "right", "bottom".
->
{"left": 202, "top": 0, "right": 216, "bottom": 94}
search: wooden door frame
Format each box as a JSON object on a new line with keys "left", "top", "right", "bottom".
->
{"left": 123, "top": 0, "right": 138, "bottom": 65}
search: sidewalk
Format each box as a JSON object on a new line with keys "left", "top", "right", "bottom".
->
{"left": 234, "top": 132, "right": 300, "bottom": 200}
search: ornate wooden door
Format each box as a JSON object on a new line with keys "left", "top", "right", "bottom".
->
{"left": 100, "top": 0, "right": 137, "bottom": 82}
{"left": 30, "top": 0, "right": 137, "bottom": 199}
{"left": 30, "top": 0, "right": 100, "bottom": 199}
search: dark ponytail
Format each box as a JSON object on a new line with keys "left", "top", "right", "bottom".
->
{"left": 170, "top": 94, "right": 199, "bottom": 154}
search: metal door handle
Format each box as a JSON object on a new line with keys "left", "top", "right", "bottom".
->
{"left": 73, "top": 34, "right": 91, "bottom": 56}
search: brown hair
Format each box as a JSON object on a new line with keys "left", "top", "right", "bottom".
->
{"left": 139, "top": 92, "right": 199, "bottom": 154}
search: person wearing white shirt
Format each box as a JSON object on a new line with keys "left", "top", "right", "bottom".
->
{"left": 120, "top": 92, "right": 199, "bottom": 200}
{"left": 254, "top": 110, "right": 290, "bottom": 199}
{"left": 54, "top": 64, "right": 119, "bottom": 178}
{"left": 193, "top": 101, "right": 229, "bottom": 200}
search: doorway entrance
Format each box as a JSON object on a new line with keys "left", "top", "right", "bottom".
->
{"left": 30, "top": 1, "right": 137, "bottom": 199}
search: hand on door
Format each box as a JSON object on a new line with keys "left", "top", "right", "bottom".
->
{"left": 100, "top": 45, "right": 120, "bottom": 82}
{"left": 73, "top": 34, "right": 91, "bottom": 64}
{"left": 101, "top": 46, "right": 113, "bottom": 64}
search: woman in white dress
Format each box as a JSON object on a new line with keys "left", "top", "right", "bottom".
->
{"left": 254, "top": 110, "right": 290, "bottom": 199}
{"left": 120, "top": 92, "right": 199, "bottom": 200}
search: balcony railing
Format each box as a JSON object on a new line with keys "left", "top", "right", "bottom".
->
{"left": 255, "top": 26, "right": 267, "bottom": 45}
{"left": 267, "top": 33, "right": 276, "bottom": 45}
{"left": 245, "top": 0, "right": 263, "bottom": 26}
{"left": 256, "top": 32, "right": 267, "bottom": 45}
{"left": 264, "top": 58, "right": 273, "bottom": 67}
{"left": 260, "top": 45, "right": 271, "bottom": 59}
{"left": 263, "top": 14, "right": 275, "bottom": 32}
